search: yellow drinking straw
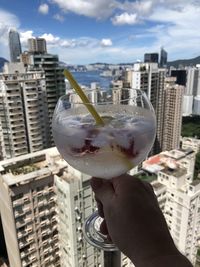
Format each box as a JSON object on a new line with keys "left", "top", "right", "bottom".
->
{"left": 64, "top": 69, "right": 134, "bottom": 170}
{"left": 64, "top": 69, "right": 104, "bottom": 126}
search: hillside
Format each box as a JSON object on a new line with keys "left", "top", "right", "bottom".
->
{"left": 168, "top": 55, "right": 200, "bottom": 68}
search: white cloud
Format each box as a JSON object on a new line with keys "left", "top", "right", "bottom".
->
{"left": 0, "top": 9, "right": 20, "bottom": 45}
{"left": 53, "top": 13, "right": 65, "bottom": 22}
{"left": 100, "top": 39, "right": 113, "bottom": 47}
{"left": 146, "top": 4, "right": 200, "bottom": 59}
{"left": 40, "top": 33, "right": 60, "bottom": 44}
{"left": 20, "top": 30, "right": 34, "bottom": 47}
{"left": 38, "top": 3, "right": 49, "bottom": 15}
{"left": 111, "top": 13, "right": 138, "bottom": 25}
{"left": 118, "top": 0, "right": 153, "bottom": 16}
{"left": 51, "top": 0, "right": 118, "bottom": 19}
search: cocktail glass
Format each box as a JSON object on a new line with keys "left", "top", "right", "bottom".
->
{"left": 52, "top": 86, "right": 156, "bottom": 251}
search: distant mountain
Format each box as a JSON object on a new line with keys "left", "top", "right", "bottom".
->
{"left": 167, "top": 56, "right": 200, "bottom": 68}
{"left": 0, "top": 57, "right": 8, "bottom": 70}
{"left": 60, "top": 56, "right": 200, "bottom": 69}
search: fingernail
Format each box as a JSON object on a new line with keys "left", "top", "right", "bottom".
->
{"left": 90, "top": 177, "right": 103, "bottom": 191}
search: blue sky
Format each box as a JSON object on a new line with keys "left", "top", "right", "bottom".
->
{"left": 0, "top": 0, "right": 200, "bottom": 64}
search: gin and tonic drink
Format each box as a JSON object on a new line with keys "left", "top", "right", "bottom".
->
{"left": 52, "top": 88, "right": 156, "bottom": 250}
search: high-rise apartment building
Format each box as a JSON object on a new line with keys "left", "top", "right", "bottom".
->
{"left": 0, "top": 149, "right": 62, "bottom": 267}
{"left": 28, "top": 38, "right": 47, "bottom": 54}
{"left": 0, "top": 63, "right": 50, "bottom": 159}
{"left": 19, "top": 37, "right": 65, "bottom": 138}
{"left": 144, "top": 53, "right": 159, "bottom": 63}
{"left": 124, "top": 63, "right": 184, "bottom": 153}
{"left": 143, "top": 149, "right": 200, "bottom": 265}
{"left": 193, "top": 96, "right": 200, "bottom": 115}
{"left": 130, "top": 62, "right": 167, "bottom": 153}
{"left": 55, "top": 166, "right": 104, "bottom": 267}
{"left": 162, "top": 77, "right": 184, "bottom": 151}
{"left": 160, "top": 47, "right": 168, "bottom": 67}
{"left": 8, "top": 29, "right": 22, "bottom": 62}
{"left": 27, "top": 54, "right": 66, "bottom": 137}
{"left": 182, "top": 95, "right": 193, "bottom": 116}
{"left": 186, "top": 67, "right": 200, "bottom": 96}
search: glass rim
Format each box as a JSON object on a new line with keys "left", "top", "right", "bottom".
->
{"left": 60, "top": 88, "right": 148, "bottom": 106}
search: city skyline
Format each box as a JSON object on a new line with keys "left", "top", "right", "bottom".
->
{"left": 0, "top": 1, "right": 200, "bottom": 64}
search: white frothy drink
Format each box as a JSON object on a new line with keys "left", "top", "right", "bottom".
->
{"left": 52, "top": 105, "right": 156, "bottom": 179}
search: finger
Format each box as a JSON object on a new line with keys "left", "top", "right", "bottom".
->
{"left": 91, "top": 177, "right": 115, "bottom": 205}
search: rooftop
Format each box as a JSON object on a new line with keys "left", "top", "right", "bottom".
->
{"left": 152, "top": 181, "right": 166, "bottom": 190}
{"left": 0, "top": 147, "right": 67, "bottom": 186}
{"left": 160, "top": 166, "right": 187, "bottom": 178}
{"left": 162, "top": 149, "right": 188, "bottom": 160}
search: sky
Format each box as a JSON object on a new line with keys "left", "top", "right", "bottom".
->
{"left": 0, "top": 0, "right": 200, "bottom": 64}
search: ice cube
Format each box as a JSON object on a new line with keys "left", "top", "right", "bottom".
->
{"left": 113, "top": 129, "right": 133, "bottom": 149}
{"left": 91, "top": 131, "right": 111, "bottom": 148}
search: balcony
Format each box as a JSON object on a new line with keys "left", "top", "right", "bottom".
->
{"left": 31, "top": 135, "right": 42, "bottom": 142}
{"left": 32, "top": 144, "right": 43, "bottom": 150}
{"left": 28, "top": 113, "right": 39, "bottom": 119}
{"left": 12, "top": 127, "right": 26, "bottom": 134}
{"left": 17, "top": 230, "right": 27, "bottom": 239}
{"left": 19, "top": 237, "right": 34, "bottom": 249}
{"left": 13, "top": 199, "right": 24, "bottom": 207}
{"left": 9, "top": 116, "right": 22, "bottom": 122}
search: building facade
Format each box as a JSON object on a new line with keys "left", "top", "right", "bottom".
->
{"left": 129, "top": 62, "right": 167, "bottom": 153}
{"left": 8, "top": 29, "right": 22, "bottom": 63}
{"left": 55, "top": 166, "right": 104, "bottom": 267}
{"left": 0, "top": 149, "right": 62, "bottom": 267}
{"left": 144, "top": 53, "right": 159, "bottom": 63}
{"left": 0, "top": 63, "right": 50, "bottom": 159}
{"left": 27, "top": 54, "right": 65, "bottom": 136}
{"left": 186, "top": 67, "right": 200, "bottom": 96}
{"left": 162, "top": 77, "right": 184, "bottom": 151}
{"left": 160, "top": 47, "right": 168, "bottom": 68}
{"left": 143, "top": 149, "right": 200, "bottom": 265}
{"left": 182, "top": 95, "right": 193, "bottom": 116}
{"left": 28, "top": 38, "right": 47, "bottom": 54}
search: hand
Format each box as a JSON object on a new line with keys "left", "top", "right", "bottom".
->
{"left": 91, "top": 174, "right": 192, "bottom": 267}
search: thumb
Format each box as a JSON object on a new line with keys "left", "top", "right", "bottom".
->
{"left": 90, "top": 177, "right": 114, "bottom": 205}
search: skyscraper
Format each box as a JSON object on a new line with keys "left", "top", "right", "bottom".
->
{"left": 0, "top": 63, "right": 50, "bottom": 159}
{"left": 186, "top": 67, "right": 200, "bottom": 96}
{"left": 27, "top": 53, "right": 66, "bottom": 144}
{"left": 130, "top": 62, "right": 167, "bottom": 153}
{"left": 144, "top": 53, "right": 159, "bottom": 63}
{"left": 55, "top": 166, "right": 105, "bottom": 267}
{"left": 28, "top": 38, "right": 47, "bottom": 54}
{"left": 8, "top": 29, "right": 22, "bottom": 62}
{"left": 162, "top": 77, "right": 184, "bottom": 151}
{"left": 160, "top": 47, "right": 168, "bottom": 67}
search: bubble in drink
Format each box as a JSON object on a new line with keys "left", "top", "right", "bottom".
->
{"left": 52, "top": 106, "right": 156, "bottom": 179}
